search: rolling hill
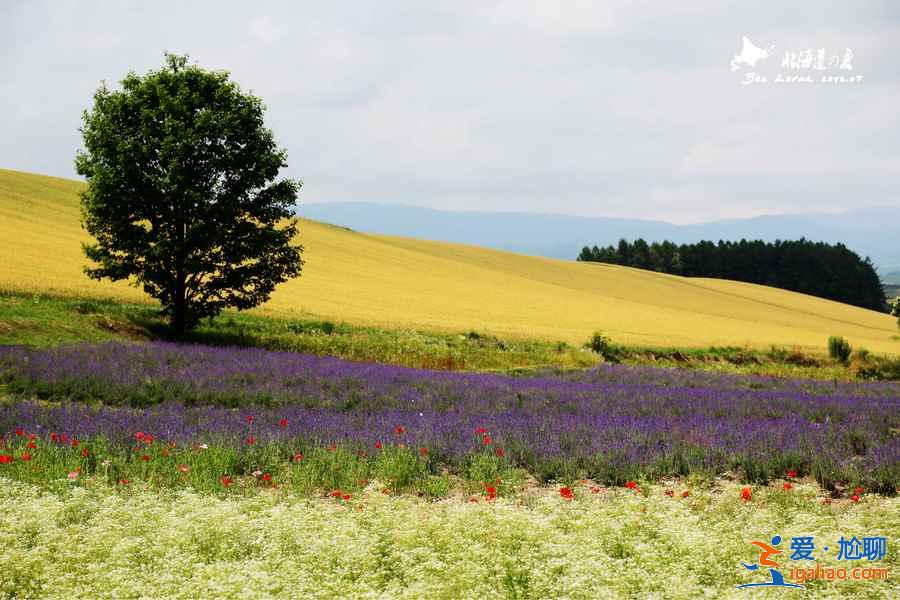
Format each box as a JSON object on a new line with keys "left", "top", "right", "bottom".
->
{"left": 1, "top": 168, "right": 898, "bottom": 354}
{"left": 301, "top": 201, "right": 900, "bottom": 274}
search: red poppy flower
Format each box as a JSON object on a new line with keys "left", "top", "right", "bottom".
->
{"left": 495, "top": 447, "right": 505, "bottom": 457}
{"left": 394, "top": 425, "right": 405, "bottom": 435}
{"left": 330, "top": 489, "right": 342, "bottom": 498}
{"left": 221, "top": 476, "right": 232, "bottom": 487}
{"left": 118, "top": 479, "right": 129, "bottom": 485}
{"left": 50, "top": 432, "right": 58, "bottom": 442}
{"left": 740, "top": 487, "right": 752, "bottom": 502}
{"left": 20, "top": 453, "right": 32, "bottom": 462}
{"left": 81, "top": 448, "right": 89, "bottom": 457}
{"left": 262, "top": 473, "right": 272, "bottom": 482}
{"left": 14, "top": 428, "right": 23, "bottom": 437}
{"left": 141, "top": 454, "right": 151, "bottom": 462}
{"left": 625, "top": 480, "right": 637, "bottom": 489}
{"left": 559, "top": 486, "right": 574, "bottom": 500}
{"left": 144, "top": 434, "right": 155, "bottom": 444}
{"left": 246, "top": 415, "right": 255, "bottom": 424}
{"left": 850, "top": 494, "right": 860, "bottom": 503}
{"left": 278, "top": 418, "right": 289, "bottom": 428}
{"left": 27, "top": 441, "right": 36, "bottom": 449}
{"left": 293, "top": 452, "right": 304, "bottom": 463}
{"left": 342, "top": 493, "right": 351, "bottom": 501}
{"left": 134, "top": 431, "right": 145, "bottom": 441}
{"left": 27, "top": 433, "right": 36, "bottom": 440}
{"left": 246, "top": 436, "right": 256, "bottom": 446}
{"left": 853, "top": 486, "right": 864, "bottom": 495}
{"left": 783, "top": 482, "right": 793, "bottom": 490}
{"left": 664, "top": 489, "right": 674, "bottom": 497}
{"left": 682, "top": 490, "right": 690, "bottom": 498}
{"left": 485, "top": 485, "right": 497, "bottom": 500}
{"left": 60, "top": 434, "right": 70, "bottom": 444}
{"left": 590, "top": 486, "right": 602, "bottom": 494}
{"left": 475, "top": 427, "right": 488, "bottom": 434}
{"left": 419, "top": 447, "right": 429, "bottom": 456}
{"left": 786, "top": 470, "right": 797, "bottom": 478}
{"left": 482, "top": 435, "right": 492, "bottom": 446}
{"left": 374, "top": 441, "right": 382, "bottom": 449}
{"left": 71, "top": 439, "right": 79, "bottom": 448}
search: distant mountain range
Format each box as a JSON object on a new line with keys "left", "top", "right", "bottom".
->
{"left": 299, "top": 203, "right": 900, "bottom": 283}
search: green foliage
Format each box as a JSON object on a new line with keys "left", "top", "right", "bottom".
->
{"left": 76, "top": 54, "right": 303, "bottom": 334}
{"left": 586, "top": 331, "right": 620, "bottom": 362}
{"left": 0, "top": 292, "right": 596, "bottom": 372}
{"left": 828, "top": 335, "right": 852, "bottom": 364}
{"left": 579, "top": 238, "right": 886, "bottom": 311}
{"left": 892, "top": 296, "right": 900, "bottom": 327}
{"left": 5, "top": 291, "right": 899, "bottom": 380}
{"left": 851, "top": 353, "right": 900, "bottom": 381}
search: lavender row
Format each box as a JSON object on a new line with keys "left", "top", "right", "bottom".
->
{"left": 0, "top": 342, "right": 897, "bottom": 488}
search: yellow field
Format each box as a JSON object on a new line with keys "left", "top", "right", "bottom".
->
{"left": 2, "top": 168, "right": 898, "bottom": 353}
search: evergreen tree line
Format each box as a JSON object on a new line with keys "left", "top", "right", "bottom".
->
{"left": 577, "top": 238, "right": 886, "bottom": 311}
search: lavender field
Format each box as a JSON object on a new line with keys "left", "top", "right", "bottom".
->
{"left": 1, "top": 342, "right": 897, "bottom": 492}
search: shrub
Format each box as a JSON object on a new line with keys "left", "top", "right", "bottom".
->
{"left": 587, "top": 331, "right": 618, "bottom": 361}
{"left": 852, "top": 354, "right": 900, "bottom": 381}
{"left": 827, "top": 336, "right": 851, "bottom": 364}
{"left": 287, "top": 320, "right": 339, "bottom": 335}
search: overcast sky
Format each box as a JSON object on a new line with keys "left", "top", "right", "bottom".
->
{"left": 2, "top": 1, "right": 898, "bottom": 223}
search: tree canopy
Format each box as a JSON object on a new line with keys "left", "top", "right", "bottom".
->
{"left": 76, "top": 54, "right": 303, "bottom": 334}
{"left": 578, "top": 238, "right": 886, "bottom": 311}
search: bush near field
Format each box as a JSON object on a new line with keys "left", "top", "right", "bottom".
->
{"left": 5, "top": 291, "right": 899, "bottom": 380}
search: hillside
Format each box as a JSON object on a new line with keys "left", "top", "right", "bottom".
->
{"left": 1, "top": 168, "right": 898, "bottom": 353}
{"left": 301, "top": 201, "right": 900, "bottom": 273}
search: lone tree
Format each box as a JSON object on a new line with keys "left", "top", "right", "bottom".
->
{"left": 76, "top": 54, "right": 303, "bottom": 334}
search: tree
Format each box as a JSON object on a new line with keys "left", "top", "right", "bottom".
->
{"left": 577, "top": 246, "right": 593, "bottom": 261}
{"left": 891, "top": 296, "right": 900, "bottom": 328}
{"left": 573, "top": 236, "right": 884, "bottom": 311}
{"left": 76, "top": 54, "right": 303, "bottom": 335}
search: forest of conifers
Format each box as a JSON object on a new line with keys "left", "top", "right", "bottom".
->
{"left": 577, "top": 238, "right": 886, "bottom": 311}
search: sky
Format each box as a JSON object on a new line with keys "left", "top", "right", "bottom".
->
{"left": 1, "top": 0, "right": 898, "bottom": 223}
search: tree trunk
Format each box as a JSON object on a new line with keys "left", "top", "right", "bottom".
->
{"left": 172, "top": 272, "right": 187, "bottom": 337}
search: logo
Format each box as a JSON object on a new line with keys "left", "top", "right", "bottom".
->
{"left": 737, "top": 536, "right": 804, "bottom": 589}
{"left": 730, "top": 35, "right": 863, "bottom": 85}
{"left": 730, "top": 36, "right": 775, "bottom": 71}
{"left": 737, "top": 535, "right": 889, "bottom": 589}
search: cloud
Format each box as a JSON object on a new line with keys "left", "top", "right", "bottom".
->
{"left": 249, "top": 16, "right": 288, "bottom": 45}
{"left": 0, "top": 0, "right": 898, "bottom": 222}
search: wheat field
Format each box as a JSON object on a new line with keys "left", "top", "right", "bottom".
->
{"left": 1, "top": 168, "right": 897, "bottom": 353}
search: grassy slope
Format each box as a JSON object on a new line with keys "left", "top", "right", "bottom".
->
{"left": 2, "top": 168, "right": 898, "bottom": 354}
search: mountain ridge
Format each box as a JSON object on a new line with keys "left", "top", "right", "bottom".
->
{"left": 299, "top": 201, "right": 900, "bottom": 273}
